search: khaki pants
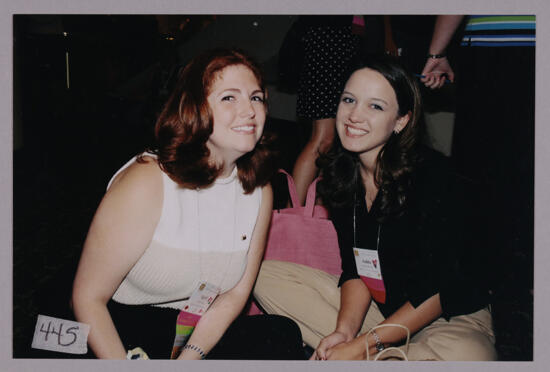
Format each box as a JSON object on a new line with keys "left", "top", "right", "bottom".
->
{"left": 253, "top": 260, "right": 497, "bottom": 361}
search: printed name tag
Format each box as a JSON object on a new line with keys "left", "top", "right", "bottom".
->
{"left": 353, "top": 247, "right": 387, "bottom": 304}
{"left": 170, "top": 281, "right": 220, "bottom": 359}
{"left": 353, "top": 248, "right": 383, "bottom": 279}
{"left": 31, "top": 315, "right": 90, "bottom": 354}
{"left": 184, "top": 281, "right": 220, "bottom": 315}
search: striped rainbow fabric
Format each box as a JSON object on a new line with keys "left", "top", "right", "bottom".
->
{"left": 461, "top": 15, "right": 535, "bottom": 47}
{"left": 170, "top": 310, "right": 201, "bottom": 359}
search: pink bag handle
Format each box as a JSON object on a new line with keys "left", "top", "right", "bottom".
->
{"left": 304, "top": 177, "right": 319, "bottom": 217}
{"left": 277, "top": 169, "right": 319, "bottom": 218}
{"left": 277, "top": 169, "right": 301, "bottom": 208}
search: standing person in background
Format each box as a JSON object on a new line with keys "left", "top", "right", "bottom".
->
{"left": 420, "top": 15, "right": 535, "bottom": 294}
{"left": 292, "top": 15, "right": 395, "bottom": 205}
{"left": 71, "top": 48, "right": 303, "bottom": 360}
{"left": 290, "top": 15, "right": 363, "bottom": 204}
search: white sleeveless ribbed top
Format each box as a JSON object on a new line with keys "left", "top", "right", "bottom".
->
{"left": 108, "top": 155, "right": 262, "bottom": 310}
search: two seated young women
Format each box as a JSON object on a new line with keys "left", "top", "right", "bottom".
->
{"left": 72, "top": 48, "right": 496, "bottom": 361}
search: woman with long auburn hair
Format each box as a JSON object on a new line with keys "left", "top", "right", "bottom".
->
{"left": 71, "top": 48, "right": 303, "bottom": 360}
{"left": 254, "top": 54, "right": 496, "bottom": 361}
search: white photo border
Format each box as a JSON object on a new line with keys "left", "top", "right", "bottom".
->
{"left": 2, "top": 0, "right": 549, "bottom": 371}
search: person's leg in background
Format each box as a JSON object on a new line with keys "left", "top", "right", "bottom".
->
{"left": 292, "top": 20, "right": 360, "bottom": 205}
{"left": 291, "top": 118, "right": 335, "bottom": 205}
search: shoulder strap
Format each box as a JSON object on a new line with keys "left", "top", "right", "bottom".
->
{"left": 304, "top": 177, "right": 320, "bottom": 217}
{"left": 277, "top": 169, "right": 320, "bottom": 217}
{"left": 277, "top": 169, "right": 301, "bottom": 209}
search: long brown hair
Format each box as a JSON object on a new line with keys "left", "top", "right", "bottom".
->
{"left": 141, "top": 48, "right": 276, "bottom": 193}
{"left": 317, "top": 54, "right": 425, "bottom": 219}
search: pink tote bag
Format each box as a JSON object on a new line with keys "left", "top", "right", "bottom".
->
{"left": 263, "top": 169, "right": 341, "bottom": 274}
{"left": 248, "top": 170, "right": 341, "bottom": 315}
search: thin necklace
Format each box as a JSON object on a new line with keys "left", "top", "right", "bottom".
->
{"left": 196, "top": 175, "right": 239, "bottom": 291}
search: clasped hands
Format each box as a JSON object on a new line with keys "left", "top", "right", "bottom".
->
{"left": 310, "top": 331, "right": 367, "bottom": 361}
{"left": 420, "top": 57, "right": 455, "bottom": 90}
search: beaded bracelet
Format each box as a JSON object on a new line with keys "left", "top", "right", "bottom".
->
{"left": 427, "top": 53, "right": 446, "bottom": 59}
{"left": 183, "top": 344, "right": 206, "bottom": 359}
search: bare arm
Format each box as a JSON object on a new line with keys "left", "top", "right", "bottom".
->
{"left": 71, "top": 159, "right": 162, "bottom": 359}
{"left": 421, "top": 15, "right": 464, "bottom": 89}
{"left": 178, "top": 184, "right": 273, "bottom": 360}
{"left": 429, "top": 15, "right": 464, "bottom": 56}
{"left": 312, "top": 278, "right": 371, "bottom": 360}
{"left": 325, "top": 293, "right": 442, "bottom": 360}
{"left": 365, "top": 294, "right": 442, "bottom": 353}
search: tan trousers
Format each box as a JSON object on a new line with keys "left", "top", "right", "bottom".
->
{"left": 253, "top": 260, "right": 497, "bottom": 361}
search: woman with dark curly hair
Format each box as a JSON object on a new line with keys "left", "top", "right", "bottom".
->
{"left": 71, "top": 48, "right": 303, "bottom": 360}
{"left": 254, "top": 55, "right": 496, "bottom": 360}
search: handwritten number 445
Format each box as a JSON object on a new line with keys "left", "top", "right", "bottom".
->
{"left": 39, "top": 321, "right": 78, "bottom": 347}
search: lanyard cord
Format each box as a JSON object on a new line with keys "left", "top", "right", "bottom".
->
{"left": 353, "top": 191, "right": 381, "bottom": 250}
{"left": 196, "top": 177, "right": 239, "bottom": 292}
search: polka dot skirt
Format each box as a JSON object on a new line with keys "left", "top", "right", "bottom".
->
{"left": 296, "top": 25, "right": 361, "bottom": 120}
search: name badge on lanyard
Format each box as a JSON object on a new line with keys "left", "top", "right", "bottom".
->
{"left": 352, "top": 196, "right": 386, "bottom": 304}
{"left": 170, "top": 281, "right": 220, "bottom": 359}
{"left": 353, "top": 247, "right": 386, "bottom": 303}
{"left": 186, "top": 281, "right": 220, "bottom": 315}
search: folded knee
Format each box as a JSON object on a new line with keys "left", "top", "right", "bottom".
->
{"left": 414, "top": 334, "right": 497, "bottom": 361}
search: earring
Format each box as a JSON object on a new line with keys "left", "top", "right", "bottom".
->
{"left": 393, "top": 128, "right": 401, "bottom": 134}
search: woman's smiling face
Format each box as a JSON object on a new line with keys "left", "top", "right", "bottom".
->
{"left": 336, "top": 67, "right": 409, "bottom": 163}
{"left": 206, "top": 64, "right": 266, "bottom": 167}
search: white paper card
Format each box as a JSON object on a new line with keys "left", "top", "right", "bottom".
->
{"left": 184, "top": 281, "right": 220, "bottom": 315}
{"left": 353, "top": 247, "right": 383, "bottom": 279}
{"left": 31, "top": 314, "right": 90, "bottom": 354}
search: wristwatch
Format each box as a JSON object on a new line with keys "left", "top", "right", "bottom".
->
{"left": 371, "top": 330, "right": 385, "bottom": 352}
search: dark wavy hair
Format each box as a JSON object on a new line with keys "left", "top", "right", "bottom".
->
{"left": 140, "top": 48, "right": 276, "bottom": 194}
{"left": 317, "top": 54, "right": 424, "bottom": 219}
